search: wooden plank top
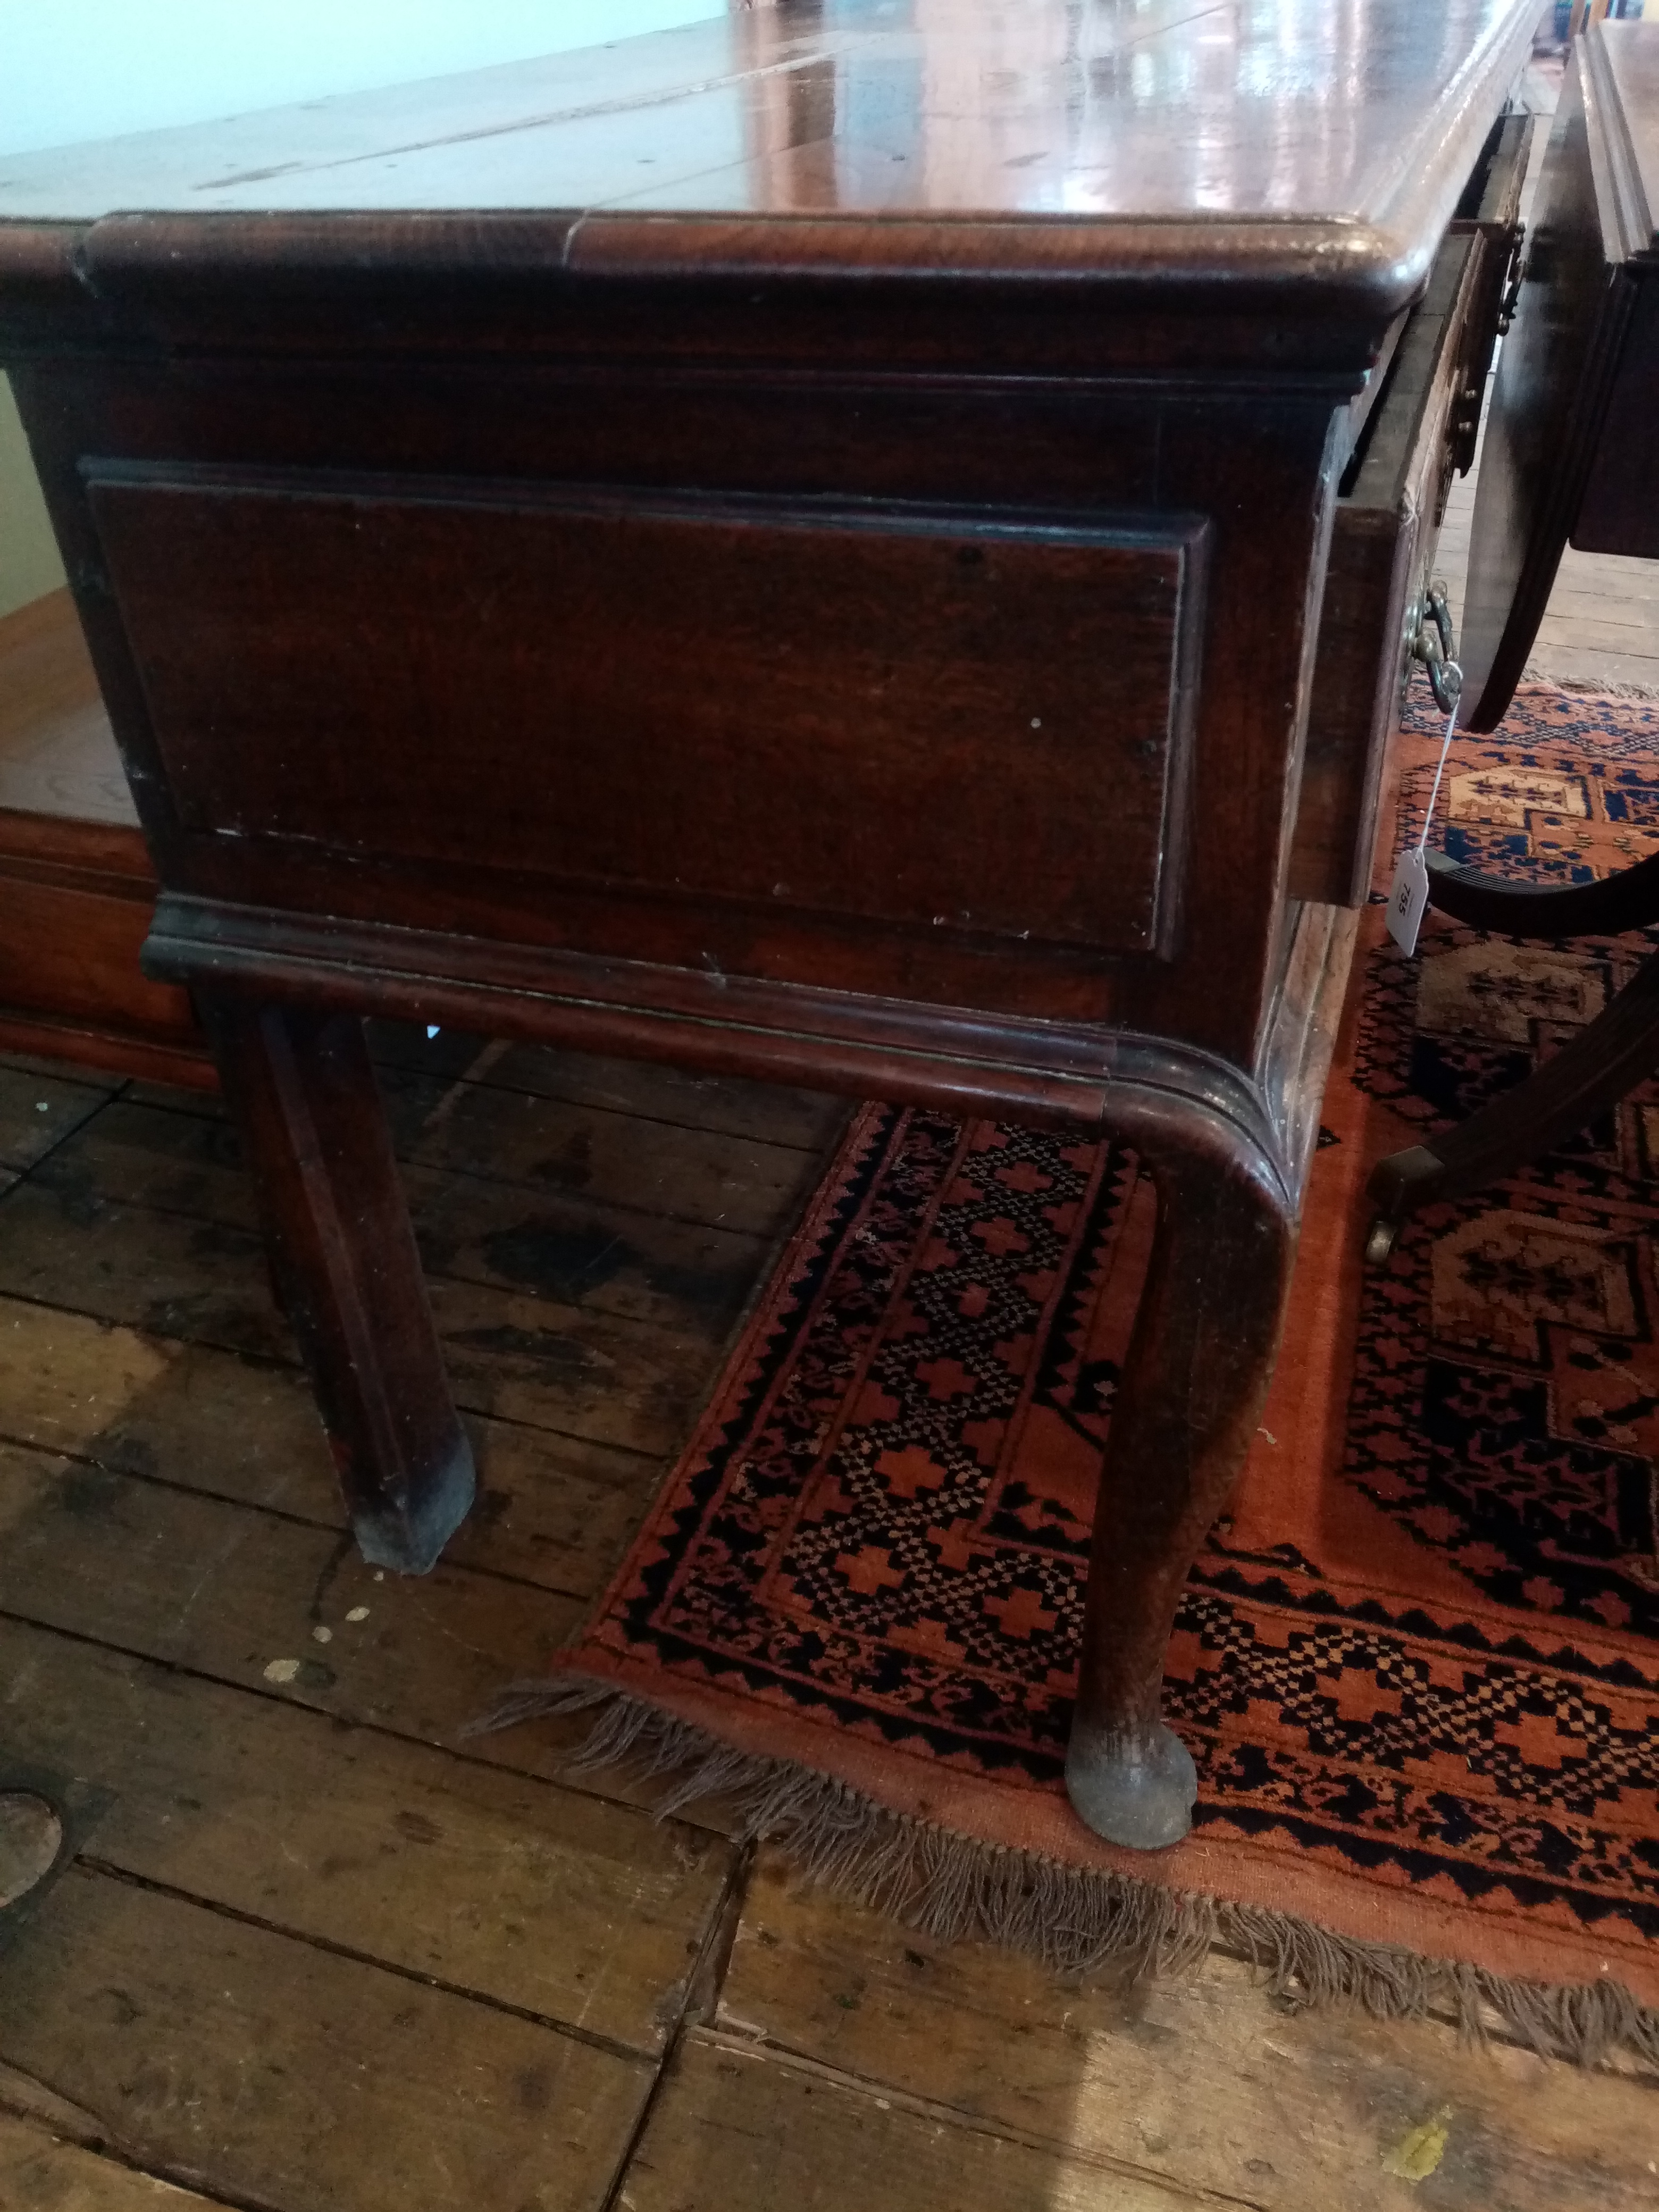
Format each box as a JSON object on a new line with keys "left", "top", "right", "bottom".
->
{"left": 1599, "top": 21, "right": 1659, "bottom": 261}
{"left": 0, "top": 0, "right": 1537, "bottom": 315}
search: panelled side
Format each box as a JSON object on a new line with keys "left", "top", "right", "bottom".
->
{"left": 87, "top": 468, "right": 1208, "bottom": 969}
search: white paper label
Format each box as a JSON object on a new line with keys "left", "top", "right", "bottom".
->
{"left": 1385, "top": 846, "right": 1431, "bottom": 956}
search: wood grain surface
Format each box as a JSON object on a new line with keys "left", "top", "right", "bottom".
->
{"left": 0, "top": 0, "right": 1536, "bottom": 330}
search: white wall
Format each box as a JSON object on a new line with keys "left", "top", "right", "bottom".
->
{"left": 0, "top": 376, "right": 65, "bottom": 619}
{"left": 0, "top": 0, "right": 723, "bottom": 158}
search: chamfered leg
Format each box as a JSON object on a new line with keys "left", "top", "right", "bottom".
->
{"left": 200, "top": 994, "right": 475, "bottom": 1573}
{"left": 1067, "top": 1112, "right": 1295, "bottom": 1849}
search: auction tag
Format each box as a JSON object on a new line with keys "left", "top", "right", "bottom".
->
{"left": 1385, "top": 846, "right": 1430, "bottom": 955}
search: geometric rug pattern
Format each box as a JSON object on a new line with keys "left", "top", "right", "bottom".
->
{"left": 558, "top": 683, "right": 1659, "bottom": 2008}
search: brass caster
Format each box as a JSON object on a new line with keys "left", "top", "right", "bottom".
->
{"left": 1364, "top": 1217, "right": 1398, "bottom": 1266}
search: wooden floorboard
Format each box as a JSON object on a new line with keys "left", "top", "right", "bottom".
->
{"left": 1, "top": 1024, "right": 1655, "bottom": 2212}
{"left": 0, "top": 1288, "right": 658, "bottom": 1601}
{"left": 0, "top": 1615, "right": 733, "bottom": 2056}
{"left": 618, "top": 2031, "right": 1221, "bottom": 2212}
{"left": 0, "top": 1063, "right": 117, "bottom": 1177}
{"left": 0, "top": 2109, "right": 239, "bottom": 2209}
{"left": 30, "top": 1088, "right": 795, "bottom": 1338}
{"left": 710, "top": 1849, "right": 1659, "bottom": 2212}
{"left": 0, "top": 1863, "right": 656, "bottom": 2212}
{"left": 0, "top": 1171, "right": 742, "bottom": 1454}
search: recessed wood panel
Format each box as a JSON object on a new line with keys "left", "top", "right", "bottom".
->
{"left": 88, "top": 468, "right": 1204, "bottom": 961}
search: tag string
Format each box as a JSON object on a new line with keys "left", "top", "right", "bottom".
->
{"left": 1416, "top": 680, "right": 1461, "bottom": 855}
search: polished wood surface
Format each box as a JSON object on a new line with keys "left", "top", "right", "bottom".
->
{"left": 0, "top": 0, "right": 1534, "bottom": 311}
{"left": 0, "top": 0, "right": 1540, "bottom": 1847}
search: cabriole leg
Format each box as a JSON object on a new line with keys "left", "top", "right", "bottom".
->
{"left": 1067, "top": 1124, "right": 1295, "bottom": 1849}
{"left": 202, "top": 995, "right": 475, "bottom": 1574}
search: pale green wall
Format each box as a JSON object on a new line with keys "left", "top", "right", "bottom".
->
{"left": 0, "top": 374, "right": 66, "bottom": 618}
{"left": 1, "top": 1, "right": 722, "bottom": 158}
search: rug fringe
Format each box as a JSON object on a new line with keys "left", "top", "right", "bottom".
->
{"left": 1521, "top": 666, "right": 1659, "bottom": 703}
{"left": 473, "top": 1676, "right": 1659, "bottom": 2071}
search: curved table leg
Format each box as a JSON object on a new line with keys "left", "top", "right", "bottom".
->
{"left": 198, "top": 983, "right": 1306, "bottom": 1842}
{"left": 202, "top": 994, "right": 476, "bottom": 1574}
{"left": 1425, "top": 844, "right": 1659, "bottom": 937}
{"left": 1368, "top": 945, "right": 1659, "bottom": 1246}
{"left": 1368, "top": 845, "right": 1659, "bottom": 1246}
{"left": 1067, "top": 1093, "right": 1296, "bottom": 1850}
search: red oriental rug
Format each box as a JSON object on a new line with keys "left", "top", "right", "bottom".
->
{"left": 493, "top": 682, "right": 1659, "bottom": 2063}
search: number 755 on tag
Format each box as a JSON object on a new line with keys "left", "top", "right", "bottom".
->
{"left": 1386, "top": 847, "right": 1431, "bottom": 956}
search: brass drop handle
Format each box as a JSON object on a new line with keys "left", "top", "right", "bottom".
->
{"left": 1411, "top": 582, "right": 1463, "bottom": 715}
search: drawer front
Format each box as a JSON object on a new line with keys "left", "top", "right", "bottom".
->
{"left": 89, "top": 467, "right": 1206, "bottom": 966}
{"left": 1291, "top": 230, "right": 1481, "bottom": 907}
